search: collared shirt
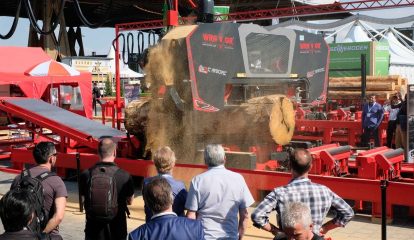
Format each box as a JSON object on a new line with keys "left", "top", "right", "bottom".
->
{"left": 251, "top": 178, "right": 354, "bottom": 233}
{"left": 185, "top": 165, "right": 254, "bottom": 240}
{"left": 151, "top": 211, "right": 177, "bottom": 220}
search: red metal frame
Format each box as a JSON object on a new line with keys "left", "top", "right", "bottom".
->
{"left": 294, "top": 118, "right": 387, "bottom": 146}
{"left": 9, "top": 148, "right": 414, "bottom": 215}
{"left": 114, "top": 0, "right": 414, "bottom": 31}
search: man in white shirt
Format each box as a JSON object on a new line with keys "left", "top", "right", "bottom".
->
{"left": 185, "top": 144, "right": 255, "bottom": 240}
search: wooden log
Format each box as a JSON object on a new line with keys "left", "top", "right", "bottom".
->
{"left": 124, "top": 95, "right": 295, "bottom": 163}
{"left": 328, "top": 91, "right": 393, "bottom": 100}
{"left": 329, "top": 75, "right": 403, "bottom": 85}
{"left": 329, "top": 82, "right": 395, "bottom": 91}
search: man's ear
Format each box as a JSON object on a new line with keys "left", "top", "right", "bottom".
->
{"left": 309, "top": 223, "right": 314, "bottom": 232}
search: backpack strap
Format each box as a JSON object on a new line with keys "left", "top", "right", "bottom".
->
{"left": 35, "top": 171, "right": 56, "bottom": 182}
{"left": 21, "top": 168, "right": 31, "bottom": 178}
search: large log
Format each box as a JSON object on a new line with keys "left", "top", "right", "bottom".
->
{"left": 329, "top": 82, "right": 395, "bottom": 91}
{"left": 124, "top": 95, "right": 295, "bottom": 163}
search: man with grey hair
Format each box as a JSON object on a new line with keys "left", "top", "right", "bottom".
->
{"left": 185, "top": 144, "right": 254, "bottom": 240}
{"left": 281, "top": 202, "right": 324, "bottom": 240}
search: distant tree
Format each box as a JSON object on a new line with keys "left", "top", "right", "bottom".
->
{"left": 105, "top": 76, "right": 113, "bottom": 96}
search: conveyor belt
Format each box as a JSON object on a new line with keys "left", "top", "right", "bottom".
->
{"left": 4, "top": 98, "right": 125, "bottom": 139}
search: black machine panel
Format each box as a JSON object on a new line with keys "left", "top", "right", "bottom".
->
{"left": 188, "top": 23, "right": 244, "bottom": 111}
{"left": 187, "top": 23, "right": 329, "bottom": 111}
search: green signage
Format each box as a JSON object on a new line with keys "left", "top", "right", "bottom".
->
{"left": 329, "top": 41, "right": 389, "bottom": 77}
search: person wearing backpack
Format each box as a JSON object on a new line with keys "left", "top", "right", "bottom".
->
{"left": 80, "top": 137, "right": 134, "bottom": 240}
{"left": 11, "top": 142, "right": 68, "bottom": 240}
{"left": 0, "top": 188, "right": 38, "bottom": 239}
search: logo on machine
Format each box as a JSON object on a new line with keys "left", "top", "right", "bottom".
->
{"left": 202, "top": 33, "right": 234, "bottom": 49}
{"left": 306, "top": 67, "right": 325, "bottom": 78}
{"left": 330, "top": 44, "right": 369, "bottom": 53}
{"left": 299, "top": 42, "right": 322, "bottom": 54}
{"left": 198, "top": 65, "right": 227, "bottom": 76}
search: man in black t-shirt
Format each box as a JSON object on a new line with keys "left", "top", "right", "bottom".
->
{"left": 80, "top": 138, "right": 134, "bottom": 240}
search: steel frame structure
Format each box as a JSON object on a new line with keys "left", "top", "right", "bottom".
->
{"left": 115, "top": 0, "right": 414, "bottom": 31}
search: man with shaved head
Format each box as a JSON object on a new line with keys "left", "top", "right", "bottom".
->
{"left": 251, "top": 149, "right": 354, "bottom": 239}
{"left": 80, "top": 137, "right": 135, "bottom": 240}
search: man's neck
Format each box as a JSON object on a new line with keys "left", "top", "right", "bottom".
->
{"left": 38, "top": 164, "right": 51, "bottom": 171}
{"left": 101, "top": 157, "right": 115, "bottom": 163}
{"left": 292, "top": 172, "right": 308, "bottom": 179}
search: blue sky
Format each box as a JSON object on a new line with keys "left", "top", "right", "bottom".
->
{"left": 0, "top": 6, "right": 413, "bottom": 55}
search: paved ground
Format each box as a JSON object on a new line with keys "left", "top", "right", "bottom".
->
{"left": 0, "top": 171, "right": 413, "bottom": 239}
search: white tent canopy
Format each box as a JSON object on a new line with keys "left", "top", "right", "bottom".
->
{"left": 341, "top": 24, "right": 373, "bottom": 43}
{"left": 107, "top": 46, "right": 144, "bottom": 79}
{"left": 381, "top": 30, "right": 414, "bottom": 84}
{"left": 382, "top": 30, "right": 414, "bottom": 65}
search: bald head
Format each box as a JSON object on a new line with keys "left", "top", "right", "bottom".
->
{"left": 98, "top": 138, "right": 116, "bottom": 161}
{"left": 290, "top": 149, "right": 312, "bottom": 176}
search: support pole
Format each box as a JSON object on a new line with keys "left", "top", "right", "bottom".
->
{"left": 76, "top": 152, "right": 83, "bottom": 212}
{"left": 361, "top": 54, "right": 367, "bottom": 103}
{"left": 115, "top": 26, "right": 121, "bottom": 130}
{"left": 381, "top": 180, "right": 388, "bottom": 240}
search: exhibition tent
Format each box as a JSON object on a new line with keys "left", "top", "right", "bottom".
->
{"left": 0, "top": 46, "right": 92, "bottom": 118}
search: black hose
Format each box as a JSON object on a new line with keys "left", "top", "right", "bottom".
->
{"left": 137, "top": 31, "right": 144, "bottom": 55}
{"left": 73, "top": 0, "right": 113, "bottom": 28}
{"left": 127, "top": 32, "right": 135, "bottom": 60}
{"left": 148, "top": 30, "right": 157, "bottom": 47}
{"left": 0, "top": 0, "right": 21, "bottom": 39}
{"left": 112, "top": 33, "right": 128, "bottom": 64}
{"left": 24, "top": 0, "right": 65, "bottom": 35}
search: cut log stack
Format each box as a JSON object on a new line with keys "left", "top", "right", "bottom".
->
{"left": 328, "top": 75, "right": 407, "bottom": 100}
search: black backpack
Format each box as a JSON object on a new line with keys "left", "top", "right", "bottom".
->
{"left": 12, "top": 168, "right": 55, "bottom": 234}
{"left": 86, "top": 166, "right": 119, "bottom": 222}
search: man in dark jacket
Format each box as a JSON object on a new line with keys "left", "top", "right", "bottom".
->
{"left": 395, "top": 95, "right": 407, "bottom": 150}
{"left": 128, "top": 177, "right": 204, "bottom": 240}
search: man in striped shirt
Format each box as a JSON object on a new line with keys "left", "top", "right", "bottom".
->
{"left": 251, "top": 149, "right": 354, "bottom": 238}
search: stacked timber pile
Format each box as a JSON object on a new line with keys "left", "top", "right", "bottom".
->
{"left": 328, "top": 75, "right": 407, "bottom": 100}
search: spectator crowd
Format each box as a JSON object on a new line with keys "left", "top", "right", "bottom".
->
{"left": 0, "top": 141, "right": 354, "bottom": 240}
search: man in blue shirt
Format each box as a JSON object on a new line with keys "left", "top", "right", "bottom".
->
{"left": 185, "top": 144, "right": 254, "bottom": 240}
{"left": 128, "top": 177, "right": 204, "bottom": 240}
{"left": 143, "top": 146, "right": 187, "bottom": 222}
{"left": 361, "top": 95, "right": 384, "bottom": 147}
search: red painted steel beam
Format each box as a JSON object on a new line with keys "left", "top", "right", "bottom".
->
{"left": 9, "top": 149, "right": 414, "bottom": 207}
{"left": 0, "top": 100, "right": 98, "bottom": 149}
{"left": 115, "top": 0, "right": 414, "bottom": 31}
